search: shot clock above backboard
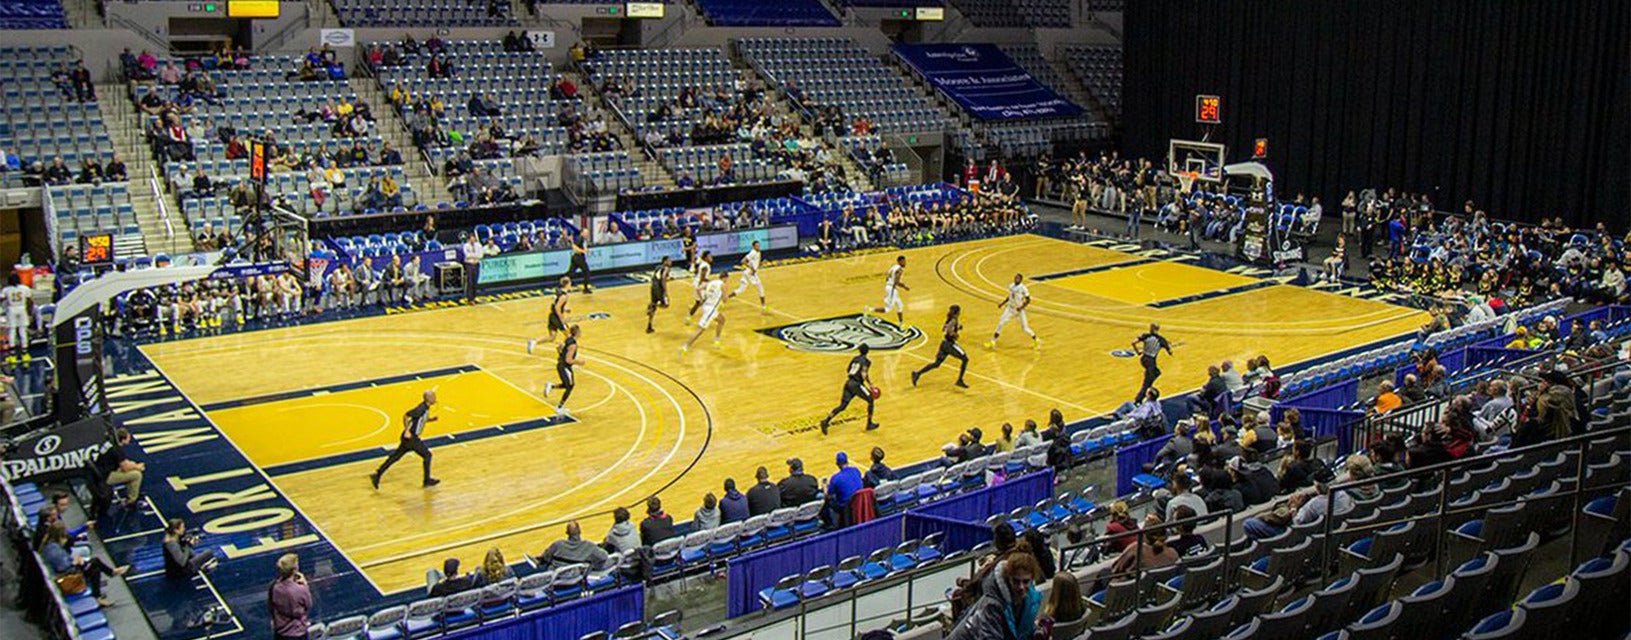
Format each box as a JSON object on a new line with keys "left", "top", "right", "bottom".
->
{"left": 1196, "top": 94, "right": 1221, "bottom": 124}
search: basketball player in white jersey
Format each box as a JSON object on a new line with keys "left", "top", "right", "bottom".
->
{"left": 680, "top": 272, "right": 729, "bottom": 353}
{"left": 526, "top": 276, "right": 571, "bottom": 354}
{"left": 685, "top": 250, "right": 714, "bottom": 322}
{"left": 730, "top": 240, "right": 766, "bottom": 308}
{"left": 866, "top": 255, "right": 909, "bottom": 324}
{"left": 988, "top": 272, "right": 1039, "bottom": 349}
{"left": 2, "top": 275, "right": 29, "bottom": 363}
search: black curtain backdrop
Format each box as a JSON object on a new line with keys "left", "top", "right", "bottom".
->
{"left": 1123, "top": 0, "right": 1630, "bottom": 228}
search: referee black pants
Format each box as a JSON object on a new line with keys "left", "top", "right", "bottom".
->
{"left": 1135, "top": 355, "right": 1161, "bottom": 402}
{"left": 377, "top": 436, "right": 432, "bottom": 482}
{"left": 567, "top": 255, "right": 591, "bottom": 290}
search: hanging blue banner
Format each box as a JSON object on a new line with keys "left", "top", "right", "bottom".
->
{"left": 892, "top": 43, "right": 1084, "bottom": 120}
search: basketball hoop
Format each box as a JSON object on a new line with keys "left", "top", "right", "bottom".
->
{"left": 1175, "top": 171, "right": 1200, "bottom": 195}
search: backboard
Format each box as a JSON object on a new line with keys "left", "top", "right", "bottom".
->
{"left": 1167, "top": 139, "right": 1226, "bottom": 183}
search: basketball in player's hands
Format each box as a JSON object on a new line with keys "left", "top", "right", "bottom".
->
{"left": 869, "top": 386, "right": 882, "bottom": 400}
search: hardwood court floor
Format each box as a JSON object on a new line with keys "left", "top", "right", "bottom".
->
{"left": 141, "top": 234, "right": 1428, "bottom": 592}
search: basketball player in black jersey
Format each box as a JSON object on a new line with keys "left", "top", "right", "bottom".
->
{"left": 370, "top": 389, "right": 440, "bottom": 488}
{"left": 544, "top": 324, "right": 583, "bottom": 416}
{"left": 819, "top": 344, "right": 879, "bottom": 435}
{"left": 645, "top": 256, "right": 671, "bottom": 334}
{"left": 527, "top": 277, "right": 571, "bottom": 354}
{"left": 912, "top": 304, "right": 969, "bottom": 388}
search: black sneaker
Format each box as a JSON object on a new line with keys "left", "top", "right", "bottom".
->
{"left": 423, "top": 478, "right": 441, "bottom": 487}
{"left": 865, "top": 422, "right": 880, "bottom": 431}
{"left": 911, "top": 371, "right": 920, "bottom": 387}
{"left": 369, "top": 473, "right": 380, "bottom": 490}
{"left": 955, "top": 380, "right": 969, "bottom": 388}
{"left": 819, "top": 418, "right": 829, "bottom": 435}
{"left": 645, "top": 326, "right": 655, "bottom": 334}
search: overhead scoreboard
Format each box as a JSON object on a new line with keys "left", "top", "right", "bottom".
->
{"left": 625, "top": 2, "right": 664, "bottom": 18}
{"left": 227, "top": 0, "right": 280, "bottom": 18}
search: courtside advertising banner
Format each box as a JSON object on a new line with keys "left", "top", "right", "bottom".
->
{"left": 1, "top": 415, "right": 111, "bottom": 483}
{"left": 892, "top": 43, "right": 1083, "bottom": 120}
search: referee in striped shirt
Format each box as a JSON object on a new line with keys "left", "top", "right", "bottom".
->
{"left": 370, "top": 389, "right": 441, "bottom": 488}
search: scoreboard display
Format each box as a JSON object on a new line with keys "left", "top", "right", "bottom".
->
{"left": 81, "top": 233, "right": 114, "bottom": 266}
{"left": 1196, "top": 94, "right": 1221, "bottom": 124}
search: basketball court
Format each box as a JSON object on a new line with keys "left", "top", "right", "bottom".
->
{"left": 137, "top": 234, "right": 1428, "bottom": 592}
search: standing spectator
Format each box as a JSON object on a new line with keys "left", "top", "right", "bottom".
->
{"left": 269, "top": 553, "right": 312, "bottom": 640}
{"left": 461, "top": 232, "right": 482, "bottom": 303}
{"left": 746, "top": 466, "right": 780, "bottom": 515}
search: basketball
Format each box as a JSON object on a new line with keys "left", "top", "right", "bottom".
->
{"left": 869, "top": 385, "right": 882, "bottom": 400}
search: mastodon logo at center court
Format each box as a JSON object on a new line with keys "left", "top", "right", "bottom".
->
{"left": 760, "top": 314, "right": 923, "bottom": 353}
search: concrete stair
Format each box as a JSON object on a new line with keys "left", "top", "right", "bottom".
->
{"left": 97, "top": 83, "right": 180, "bottom": 256}
{"left": 61, "top": 0, "right": 101, "bottom": 29}
{"left": 570, "top": 71, "right": 677, "bottom": 191}
{"left": 1053, "top": 52, "right": 1116, "bottom": 128}
{"left": 348, "top": 78, "right": 453, "bottom": 207}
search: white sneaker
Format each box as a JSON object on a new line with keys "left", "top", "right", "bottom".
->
{"left": 555, "top": 405, "right": 571, "bottom": 418}
{"left": 526, "top": 339, "right": 535, "bottom": 354}
{"left": 543, "top": 381, "right": 553, "bottom": 396}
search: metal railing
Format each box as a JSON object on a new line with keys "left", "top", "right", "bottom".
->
{"left": 719, "top": 552, "right": 981, "bottom": 640}
{"left": 147, "top": 164, "right": 174, "bottom": 247}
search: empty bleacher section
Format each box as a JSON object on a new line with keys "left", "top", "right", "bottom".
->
{"left": 946, "top": 0, "right": 1070, "bottom": 28}
{"left": 694, "top": 0, "right": 839, "bottom": 27}
{"left": 584, "top": 47, "right": 853, "bottom": 192}
{"left": 891, "top": 42, "right": 1103, "bottom": 158}
{"left": 328, "top": 0, "right": 516, "bottom": 27}
{"left": 565, "top": 151, "right": 643, "bottom": 195}
{"left": 373, "top": 39, "right": 576, "bottom": 203}
{"left": 0, "top": 0, "right": 66, "bottom": 29}
{"left": 1065, "top": 45, "right": 1123, "bottom": 123}
{"left": 1, "top": 46, "right": 142, "bottom": 253}
{"left": 737, "top": 37, "right": 957, "bottom": 135}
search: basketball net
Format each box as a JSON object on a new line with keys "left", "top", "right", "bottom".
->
{"left": 1175, "top": 171, "right": 1200, "bottom": 195}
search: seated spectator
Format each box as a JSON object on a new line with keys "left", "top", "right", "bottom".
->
{"left": 1370, "top": 380, "right": 1403, "bottom": 415}
{"left": 1409, "top": 395, "right": 1479, "bottom": 465}
{"left": 380, "top": 142, "right": 403, "bottom": 166}
{"left": 96, "top": 428, "right": 144, "bottom": 508}
{"left": 719, "top": 478, "right": 748, "bottom": 524}
{"left": 42, "top": 157, "right": 72, "bottom": 185}
{"left": 1163, "top": 472, "right": 1208, "bottom": 522}
{"left": 1228, "top": 452, "right": 1280, "bottom": 506}
{"left": 429, "top": 558, "right": 478, "bottom": 596}
{"left": 602, "top": 506, "right": 639, "bottom": 553}
{"left": 826, "top": 451, "right": 864, "bottom": 524}
{"left": 1153, "top": 420, "right": 1195, "bottom": 467}
{"left": 746, "top": 466, "right": 779, "bottom": 515}
{"left": 478, "top": 548, "right": 513, "bottom": 585}
{"left": 638, "top": 496, "right": 675, "bottom": 546}
{"left": 40, "top": 521, "right": 127, "bottom": 606}
{"left": 1197, "top": 465, "right": 1243, "bottom": 513}
{"left": 186, "top": 168, "right": 213, "bottom": 199}
{"left": 1474, "top": 379, "right": 1515, "bottom": 437}
{"left": 1278, "top": 440, "right": 1325, "bottom": 493}
{"left": 1112, "top": 387, "right": 1164, "bottom": 434}
{"left": 1167, "top": 505, "right": 1209, "bottom": 557}
{"left": 105, "top": 154, "right": 128, "bottom": 182}
{"left": 694, "top": 493, "right": 720, "bottom": 531}
{"left": 1038, "top": 571, "right": 1089, "bottom": 640}
{"left": 1109, "top": 515, "right": 1178, "bottom": 575}
{"left": 1102, "top": 500, "right": 1138, "bottom": 553}
{"left": 535, "top": 521, "right": 610, "bottom": 570}
{"left": 777, "top": 457, "right": 820, "bottom": 507}
{"left": 76, "top": 158, "right": 104, "bottom": 184}
{"left": 862, "top": 447, "right": 893, "bottom": 488}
